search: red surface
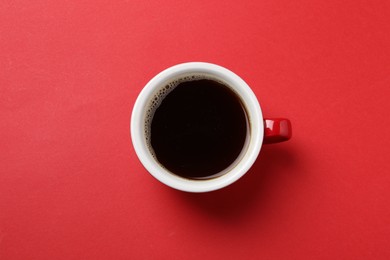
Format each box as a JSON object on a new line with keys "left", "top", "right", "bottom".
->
{"left": 1, "top": 0, "right": 390, "bottom": 259}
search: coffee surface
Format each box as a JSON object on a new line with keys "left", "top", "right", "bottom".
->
{"left": 151, "top": 79, "right": 247, "bottom": 179}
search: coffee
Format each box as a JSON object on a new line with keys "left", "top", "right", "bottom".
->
{"left": 147, "top": 77, "right": 248, "bottom": 179}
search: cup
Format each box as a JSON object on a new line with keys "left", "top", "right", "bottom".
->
{"left": 131, "top": 62, "right": 291, "bottom": 192}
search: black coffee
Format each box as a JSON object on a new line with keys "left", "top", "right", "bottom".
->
{"left": 150, "top": 79, "right": 248, "bottom": 179}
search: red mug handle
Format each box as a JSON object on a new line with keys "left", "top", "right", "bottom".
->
{"left": 263, "top": 118, "right": 292, "bottom": 144}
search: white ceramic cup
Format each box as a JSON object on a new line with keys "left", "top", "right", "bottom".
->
{"left": 131, "top": 62, "right": 290, "bottom": 192}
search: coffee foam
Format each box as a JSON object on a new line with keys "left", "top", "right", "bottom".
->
{"left": 144, "top": 73, "right": 226, "bottom": 158}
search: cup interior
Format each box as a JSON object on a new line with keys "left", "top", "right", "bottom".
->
{"left": 143, "top": 72, "right": 251, "bottom": 180}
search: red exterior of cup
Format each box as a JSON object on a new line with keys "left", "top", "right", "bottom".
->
{"left": 263, "top": 118, "right": 292, "bottom": 144}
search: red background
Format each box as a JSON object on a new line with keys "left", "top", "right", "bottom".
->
{"left": 1, "top": 0, "right": 390, "bottom": 259}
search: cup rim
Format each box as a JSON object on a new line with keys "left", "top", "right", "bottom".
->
{"left": 131, "top": 62, "right": 264, "bottom": 192}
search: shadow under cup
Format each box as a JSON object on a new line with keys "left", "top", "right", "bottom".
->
{"left": 131, "top": 62, "right": 264, "bottom": 192}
